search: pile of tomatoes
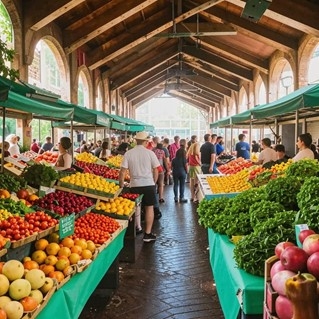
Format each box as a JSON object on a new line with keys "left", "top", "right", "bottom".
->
{"left": 34, "top": 151, "right": 59, "bottom": 164}
{"left": 0, "top": 211, "right": 58, "bottom": 241}
{"left": 120, "top": 193, "right": 140, "bottom": 201}
{"left": 73, "top": 213, "right": 120, "bottom": 244}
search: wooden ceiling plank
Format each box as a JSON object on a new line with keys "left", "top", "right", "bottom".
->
{"left": 126, "top": 75, "right": 168, "bottom": 101}
{"left": 64, "top": 0, "right": 158, "bottom": 54}
{"left": 183, "top": 46, "right": 253, "bottom": 81}
{"left": 122, "top": 64, "right": 178, "bottom": 95}
{"left": 131, "top": 88, "right": 164, "bottom": 106}
{"left": 88, "top": 0, "right": 225, "bottom": 70}
{"left": 201, "top": 7, "right": 298, "bottom": 52}
{"left": 110, "top": 47, "right": 179, "bottom": 90}
{"left": 227, "top": 0, "right": 319, "bottom": 37}
{"left": 178, "top": 89, "right": 217, "bottom": 105}
{"left": 179, "top": 81, "right": 221, "bottom": 103}
{"left": 169, "top": 92, "right": 211, "bottom": 110}
{"left": 27, "top": 0, "right": 85, "bottom": 31}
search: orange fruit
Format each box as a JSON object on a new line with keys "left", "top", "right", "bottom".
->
{"left": 40, "top": 264, "right": 55, "bottom": 275}
{"left": 55, "top": 258, "right": 70, "bottom": 271}
{"left": 0, "top": 261, "right": 4, "bottom": 274}
{"left": 70, "top": 245, "right": 82, "bottom": 255}
{"left": 86, "top": 240, "right": 96, "bottom": 253}
{"left": 31, "top": 250, "right": 47, "bottom": 264}
{"left": 46, "top": 242, "right": 60, "bottom": 256}
{"left": 61, "top": 237, "right": 74, "bottom": 248}
{"left": 20, "top": 296, "right": 39, "bottom": 312}
{"left": 35, "top": 239, "right": 49, "bottom": 251}
{"left": 74, "top": 238, "right": 87, "bottom": 250}
{"left": 28, "top": 194, "right": 39, "bottom": 202}
{"left": 63, "top": 265, "right": 74, "bottom": 277}
{"left": 68, "top": 253, "right": 81, "bottom": 265}
{"left": 22, "top": 256, "right": 31, "bottom": 263}
{"left": 48, "top": 232, "right": 59, "bottom": 243}
{"left": 44, "top": 255, "right": 58, "bottom": 266}
{"left": 48, "top": 271, "right": 65, "bottom": 283}
{"left": 23, "top": 260, "right": 39, "bottom": 270}
{"left": 58, "top": 247, "right": 71, "bottom": 258}
{"left": 81, "top": 249, "right": 93, "bottom": 260}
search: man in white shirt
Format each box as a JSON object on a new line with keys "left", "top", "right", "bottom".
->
{"left": 119, "top": 131, "right": 160, "bottom": 243}
{"left": 257, "top": 138, "right": 277, "bottom": 165}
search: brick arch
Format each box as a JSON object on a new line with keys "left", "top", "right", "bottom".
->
{"left": 94, "top": 76, "right": 105, "bottom": 111}
{"left": 299, "top": 35, "right": 319, "bottom": 87}
{"left": 76, "top": 66, "right": 93, "bottom": 108}
{"left": 255, "top": 75, "right": 267, "bottom": 106}
{"left": 238, "top": 85, "right": 248, "bottom": 113}
{"left": 269, "top": 51, "right": 296, "bottom": 102}
{"left": 1, "top": 0, "right": 23, "bottom": 71}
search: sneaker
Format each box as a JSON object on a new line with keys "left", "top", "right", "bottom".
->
{"left": 180, "top": 198, "right": 187, "bottom": 203}
{"left": 136, "top": 228, "right": 143, "bottom": 235}
{"left": 174, "top": 198, "right": 178, "bottom": 203}
{"left": 159, "top": 198, "right": 165, "bottom": 203}
{"left": 143, "top": 233, "right": 157, "bottom": 242}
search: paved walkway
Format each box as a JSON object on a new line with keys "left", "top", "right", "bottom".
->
{"left": 80, "top": 184, "right": 224, "bottom": 319}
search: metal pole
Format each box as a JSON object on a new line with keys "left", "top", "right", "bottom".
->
{"left": 1, "top": 107, "right": 5, "bottom": 173}
{"left": 295, "top": 110, "right": 299, "bottom": 155}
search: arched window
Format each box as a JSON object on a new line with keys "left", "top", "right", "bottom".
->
{"left": 29, "top": 40, "right": 61, "bottom": 96}
{"left": 78, "top": 71, "right": 89, "bottom": 107}
{"left": 96, "top": 82, "right": 103, "bottom": 111}
{"left": 258, "top": 81, "right": 267, "bottom": 105}
{"left": 278, "top": 63, "right": 294, "bottom": 98}
{"left": 308, "top": 45, "right": 319, "bottom": 84}
{"left": 238, "top": 88, "right": 248, "bottom": 113}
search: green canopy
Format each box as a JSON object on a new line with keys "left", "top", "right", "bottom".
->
{"left": 0, "top": 77, "right": 74, "bottom": 120}
{"left": 252, "top": 84, "right": 319, "bottom": 120}
{"left": 210, "top": 116, "right": 232, "bottom": 128}
{"left": 107, "top": 114, "right": 154, "bottom": 132}
{"left": 231, "top": 109, "right": 252, "bottom": 124}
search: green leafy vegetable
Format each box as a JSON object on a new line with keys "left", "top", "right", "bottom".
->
{"left": 22, "top": 163, "right": 58, "bottom": 187}
{"left": 0, "top": 172, "right": 26, "bottom": 192}
{"left": 286, "top": 159, "right": 319, "bottom": 182}
{"left": 264, "top": 176, "right": 301, "bottom": 210}
{"left": 234, "top": 210, "right": 297, "bottom": 276}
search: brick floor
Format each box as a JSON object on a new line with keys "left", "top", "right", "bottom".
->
{"left": 79, "top": 184, "right": 224, "bottom": 319}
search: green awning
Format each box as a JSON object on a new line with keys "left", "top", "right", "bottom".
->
{"left": 107, "top": 114, "right": 153, "bottom": 132}
{"left": 231, "top": 109, "right": 252, "bottom": 124}
{"left": 252, "top": 84, "right": 319, "bottom": 119}
{"left": 210, "top": 116, "right": 232, "bottom": 128}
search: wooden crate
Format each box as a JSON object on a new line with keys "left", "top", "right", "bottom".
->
{"left": 264, "top": 256, "right": 279, "bottom": 318}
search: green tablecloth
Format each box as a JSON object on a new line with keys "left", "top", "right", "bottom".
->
{"left": 208, "top": 229, "right": 264, "bottom": 319}
{"left": 37, "top": 228, "right": 126, "bottom": 319}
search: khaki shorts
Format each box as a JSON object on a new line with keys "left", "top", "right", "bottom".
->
{"left": 188, "top": 165, "right": 202, "bottom": 178}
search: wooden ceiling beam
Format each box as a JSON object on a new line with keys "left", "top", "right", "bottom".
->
{"left": 64, "top": 0, "right": 158, "bottom": 54}
{"left": 183, "top": 46, "right": 253, "bottom": 81}
{"left": 131, "top": 88, "right": 164, "bottom": 107}
{"left": 122, "top": 63, "right": 178, "bottom": 96}
{"left": 25, "top": 0, "right": 85, "bottom": 31}
{"left": 197, "top": 37, "right": 269, "bottom": 74}
{"left": 126, "top": 74, "right": 169, "bottom": 101}
{"left": 169, "top": 92, "right": 211, "bottom": 111}
{"left": 88, "top": 0, "right": 225, "bottom": 70}
{"left": 110, "top": 47, "right": 179, "bottom": 90}
{"left": 226, "top": 0, "right": 319, "bottom": 37}
{"left": 201, "top": 7, "right": 298, "bottom": 52}
{"left": 177, "top": 89, "right": 217, "bottom": 106}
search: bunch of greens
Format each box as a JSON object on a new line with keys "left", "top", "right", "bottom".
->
{"left": 264, "top": 176, "right": 301, "bottom": 210}
{"left": 0, "top": 172, "right": 26, "bottom": 192}
{"left": 249, "top": 200, "right": 285, "bottom": 230}
{"left": 223, "top": 187, "right": 267, "bottom": 236}
{"left": 286, "top": 159, "right": 319, "bottom": 182}
{"left": 22, "top": 163, "right": 59, "bottom": 187}
{"left": 233, "top": 210, "right": 297, "bottom": 277}
{"left": 296, "top": 176, "right": 319, "bottom": 232}
{"left": 197, "top": 197, "right": 230, "bottom": 229}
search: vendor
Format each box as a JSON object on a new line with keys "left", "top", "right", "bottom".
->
{"left": 55, "top": 137, "right": 72, "bottom": 171}
{"left": 293, "top": 133, "right": 314, "bottom": 162}
{"left": 6, "top": 134, "right": 20, "bottom": 156}
{"left": 0, "top": 141, "right": 10, "bottom": 157}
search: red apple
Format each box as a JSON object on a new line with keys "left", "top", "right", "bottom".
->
{"left": 270, "top": 260, "right": 286, "bottom": 279}
{"left": 303, "top": 234, "right": 319, "bottom": 255}
{"left": 271, "top": 270, "right": 296, "bottom": 296}
{"left": 275, "top": 241, "right": 295, "bottom": 259}
{"left": 275, "top": 295, "right": 293, "bottom": 319}
{"left": 280, "top": 246, "right": 308, "bottom": 272}
{"left": 307, "top": 251, "right": 319, "bottom": 280}
{"left": 16, "top": 188, "right": 29, "bottom": 200}
{"left": 299, "top": 229, "right": 316, "bottom": 244}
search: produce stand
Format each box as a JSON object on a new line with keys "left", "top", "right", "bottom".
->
{"left": 36, "top": 224, "right": 127, "bottom": 319}
{"left": 208, "top": 229, "right": 264, "bottom": 319}
{"left": 197, "top": 174, "right": 239, "bottom": 200}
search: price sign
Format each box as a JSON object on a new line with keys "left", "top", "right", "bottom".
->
{"left": 59, "top": 214, "right": 75, "bottom": 239}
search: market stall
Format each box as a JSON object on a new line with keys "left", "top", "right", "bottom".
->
{"left": 36, "top": 225, "right": 127, "bottom": 319}
{"left": 208, "top": 229, "right": 264, "bottom": 319}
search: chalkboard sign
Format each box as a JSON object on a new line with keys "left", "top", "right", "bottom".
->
{"left": 59, "top": 214, "right": 75, "bottom": 239}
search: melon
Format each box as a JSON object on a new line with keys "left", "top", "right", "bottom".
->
{"left": 29, "top": 289, "right": 43, "bottom": 304}
{"left": 3, "top": 300, "right": 23, "bottom": 319}
{"left": 25, "top": 269, "right": 45, "bottom": 289}
{"left": 40, "top": 277, "right": 54, "bottom": 294}
{"left": 2, "top": 261, "right": 24, "bottom": 281}
{"left": 8, "top": 279, "right": 31, "bottom": 300}
{"left": 0, "top": 274, "right": 10, "bottom": 296}
{"left": 0, "top": 296, "right": 11, "bottom": 309}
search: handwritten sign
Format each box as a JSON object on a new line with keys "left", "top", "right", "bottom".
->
{"left": 59, "top": 214, "right": 75, "bottom": 239}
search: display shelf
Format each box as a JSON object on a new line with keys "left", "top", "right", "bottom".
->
{"left": 36, "top": 226, "right": 127, "bottom": 319}
{"left": 92, "top": 206, "right": 135, "bottom": 220}
{"left": 197, "top": 174, "right": 239, "bottom": 199}
{"left": 55, "top": 184, "right": 122, "bottom": 201}
{"left": 208, "top": 229, "right": 264, "bottom": 319}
